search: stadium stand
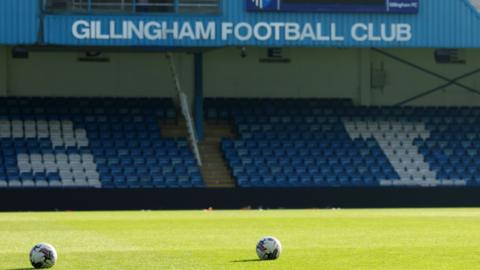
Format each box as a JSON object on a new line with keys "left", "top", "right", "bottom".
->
{"left": 0, "top": 97, "right": 203, "bottom": 188}
{"left": 208, "top": 98, "right": 477, "bottom": 188}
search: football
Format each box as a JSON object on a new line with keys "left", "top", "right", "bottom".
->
{"left": 29, "top": 243, "right": 57, "bottom": 269}
{"left": 256, "top": 236, "right": 282, "bottom": 260}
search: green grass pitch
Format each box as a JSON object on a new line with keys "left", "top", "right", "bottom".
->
{"left": 1, "top": 209, "right": 480, "bottom": 270}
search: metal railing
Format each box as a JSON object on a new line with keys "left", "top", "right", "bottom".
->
{"left": 44, "top": 0, "right": 221, "bottom": 14}
{"left": 166, "top": 53, "right": 203, "bottom": 167}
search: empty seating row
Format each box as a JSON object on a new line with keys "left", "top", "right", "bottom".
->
{"left": 208, "top": 98, "right": 480, "bottom": 187}
{"left": 0, "top": 97, "right": 203, "bottom": 189}
{"left": 236, "top": 174, "right": 379, "bottom": 187}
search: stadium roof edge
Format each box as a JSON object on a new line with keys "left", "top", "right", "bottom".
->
{"left": 2, "top": 0, "right": 480, "bottom": 48}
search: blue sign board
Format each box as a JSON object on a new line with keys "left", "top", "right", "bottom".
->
{"left": 246, "top": 0, "right": 419, "bottom": 13}
{"left": 40, "top": 0, "right": 480, "bottom": 48}
{"left": 0, "top": 0, "right": 39, "bottom": 44}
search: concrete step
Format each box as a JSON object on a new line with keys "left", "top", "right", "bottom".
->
{"left": 202, "top": 163, "right": 228, "bottom": 168}
{"left": 204, "top": 176, "right": 232, "bottom": 181}
{"left": 202, "top": 160, "right": 225, "bottom": 163}
{"left": 202, "top": 154, "right": 223, "bottom": 158}
{"left": 159, "top": 120, "right": 237, "bottom": 188}
{"left": 203, "top": 175, "right": 233, "bottom": 179}
{"left": 203, "top": 172, "right": 230, "bottom": 176}
{"left": 200, "top": 151, "right": 222, "bottom": 156}
{"left": 205, "top": 183, "right": 236, "bottom": 188}
{"left": 202, "top": 156, "right": 224, "bottom": 160}
{"left": 199, "top": 150, "right": 222, "bottom": 155}
{"left": 201, "top": 168, "right": 231, "bottom": 174}
{"left": 202, "top": 152, "right": 224, "bottom": 156}
{"left": 204, "top": 178, "right": 232, "bottom": 182}
{"left": 203, "top": 172, "right": 231, "bottom": 175}
{"left": 199, "top": 121, "right": 236, "bottom": 188}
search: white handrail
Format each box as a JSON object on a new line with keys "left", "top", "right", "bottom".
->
{"left": 166, "top": 53, "right": 203, "bottom": 167}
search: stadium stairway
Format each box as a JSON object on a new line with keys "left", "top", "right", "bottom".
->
{"left": 199, "top": 122, "right": 236, "bottom": 188}
{"left": 161, "top": 119, "right": 235, "bottom": 187}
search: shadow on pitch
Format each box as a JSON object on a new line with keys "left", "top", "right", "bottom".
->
{"left": 231, "top": 259, "right": 265, "bottom": 263}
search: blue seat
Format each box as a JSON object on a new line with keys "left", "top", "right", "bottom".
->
{"left": 113, "top": 175, "right": 126, "bottom": 183}
{"left": 165, "top": 175, "right": 178, "bottom": 187}
{"left": 262, "top": 175, "right": 274, "bottom": 186}
{"left": 178, "top": 175, "right": 191, "bottom": 187}
{"left": 237, "top": 175, "right": 249, "bottom": 187}
{"left": 250, "top": 175, "right": 261, "bottom": 185}
{"left": 300, "top": 175, "right": 311, "bottom": 186}
{"left": 34, "top": 174, "right": 47, "bottom": 182}
{"left": 287, "top": 175, "right": 300, "bottom": 186}
{"left": 152, "top": 174, "right": 165, "bottom": 184}
{"left": 191, "top": 175, "right": 203, "bottom": 187}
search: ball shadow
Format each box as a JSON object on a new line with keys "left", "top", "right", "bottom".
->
{"left": 231, "top": 259, "right": 265, "bottom": 263}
